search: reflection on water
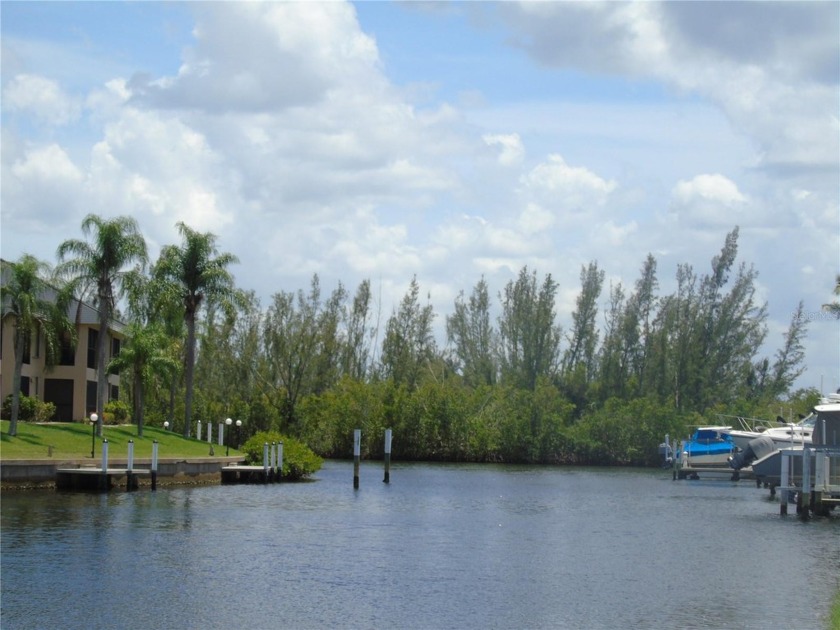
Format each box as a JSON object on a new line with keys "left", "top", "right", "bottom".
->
{"left": 2, "top": 461, "right": 838, "bottom": 629}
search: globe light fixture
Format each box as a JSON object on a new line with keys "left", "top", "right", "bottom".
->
{"left": 90, "top": 413, "right": 99, "bottom": 458}
{"left": 225, "top": 418, "right": 233, "bottom": 456}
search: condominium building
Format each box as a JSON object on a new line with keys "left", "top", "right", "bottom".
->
{"left": 1, "top": 260, "right": 125, "bottom": 422}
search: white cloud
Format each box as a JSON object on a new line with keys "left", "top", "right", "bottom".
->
{"left": 1, "top": 1, "right": 836, "bottom": 392}
{"left": 3, "top": 143, "right": 84, "bottom": 230}
{"left": 483, "top": 133, "right": 525, "bottom": 166}
{"left": 129, "top": 2, "right": 381, "bottom": 113}
{"left": 3, "top": 74, "right": 82, "bottom": 126}
{"left": 520, "top": 154, "right": 616, "bottom": 211}
{"left": 669, "top": 174, "right": 755, "bottom": 229}
{"left": 498, "top": 2, "right": 839, "bottom": 177}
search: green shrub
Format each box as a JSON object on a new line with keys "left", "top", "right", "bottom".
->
{"left": 105, "top": 400, "right": 130, "bottom": 423}
{"left": 241, "top": 431, "right": 323, "bottom": 481}
{"left": 33, "top": 400, "right": 56, "bottom": 422}
{"left": 2, "top": 394, "right": 55, "bottom": 422}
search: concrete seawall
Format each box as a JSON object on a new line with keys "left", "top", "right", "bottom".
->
{"left": 1, "top": 456, "right": 246, "bottom": 490}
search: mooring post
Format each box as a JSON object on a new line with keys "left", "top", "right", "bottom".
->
{"left": 151, "top": 441, "right": 159, "bottom": 491}
{"left": 278, "top": 441, "right": 284, "bottom": 481}
{"left": 814, "top": 450, "right": 827, "bottom": 514}
{"left": 100, "top": 439, "right": 109, "bottom": 491}
{"left": 263, "top": 442, "right": 270, "bottom": 482}
{"left": 780, "top": 451, "right": 789, "bottom": 515}
{"left": 672, "top": 439, "right": 679, "bottom": 478}
{"left": 800, "top": 448, "right": 811, "bottom": 519}
{"left": 383, "top": 429, "right": 392, "bottom": 483}
{"left": 353, "top": 429, "right": 361, "bottom": 489}
{"left": 126, "top": 440, "right": 135, "bottom": 491}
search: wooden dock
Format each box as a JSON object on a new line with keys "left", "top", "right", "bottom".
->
{"left": 55, "top": 467, "right": 151, "bottom": 491}
{"left": 220, "top": 465, "right": 281, "bottom": 484}
{"left": 674, "top": 465, "right": 753, "bottom": 481}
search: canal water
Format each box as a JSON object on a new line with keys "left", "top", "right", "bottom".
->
{"left": 2, "top": 461, "right": 838, "bottom": 629}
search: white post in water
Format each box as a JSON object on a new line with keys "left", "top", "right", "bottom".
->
{"left": 800, "top": 448, "right": 811, "bottom": 518}
{"left": 278, "top": 441, "right": 284, "bottom": 481}
{"left": 197, "top": 420, "right": 202, "bottom": 442}
{"left": 101, "top": 439, "right": 109, "bottom": 472}
{"left": 353, "top": 429, "right": 361, "bottom": 489}
{"left": 383, "top": 429, "right": 393, "bottom": 483}
{"left": 263, "top": 442, "right": 270, "bottom": 480}
{"left": 151, "top": 441, "right": 159, "bottom": 491}
{"left": 270, "top": 442, "right": 277, "bottom": 476}
{"left": 126, "top": 440, "right": 136, "bottom": 491}
{"left": 780, "top": 452, "right": 790, "bottom": 515}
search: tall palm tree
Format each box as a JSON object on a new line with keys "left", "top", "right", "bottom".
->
{"left": 154, "top": 222, "right": 239, "bottom": 437}
{"left": 823, "top": 274, "right": 840, "bottom": 317}
{"left": 56, "top": 214, "right": 148, "bottom": 435}
{"left": 108, "top": 322, "right": 178, "bottom": 437}
{"left": 1, "top": 255, "right": 75, "bottom": 436}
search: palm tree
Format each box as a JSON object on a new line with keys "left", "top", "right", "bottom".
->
{"left": 56, "top": 214, "right": 148, "bottom": 435}
{"left": 1, "top": 255, "right": 75, "bottom": 436}
{"left": 823, "top": 274, "right": 840, "bottom": 317}
{"left": 108, "top": 322, "right": 178, "bottom": 437}
{"left": 154, "top": 222, "right": 239, "bottom": 437}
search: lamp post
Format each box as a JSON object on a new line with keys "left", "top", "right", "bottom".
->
{"left": 235, "top": 419, "right": 242, "bottom": 450}
{"left": 90, "top": 413, "right": 98, "bottom": 458}
{"left": 225, "top": 418, "right": 233, "bottom": 456}
{"left": 163, "top": 421, "right": 169, "bottom": 431}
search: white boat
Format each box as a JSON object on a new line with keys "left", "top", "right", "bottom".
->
{"left": 729, "top": 393, "right": 840, "bottom": 485}
{"left": 722, "top": 413, "right": 816, "bottom": 451}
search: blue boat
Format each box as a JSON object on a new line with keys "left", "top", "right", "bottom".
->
{"left": 660, "top": 426, "right": 738, "bottom": 469}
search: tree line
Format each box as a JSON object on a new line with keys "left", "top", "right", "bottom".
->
{"left": 3, "top": 217, "right": 833, "bottom": 465}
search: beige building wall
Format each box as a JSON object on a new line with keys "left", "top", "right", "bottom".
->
{"left": 0, "top": 316, "right": 123, "bottom": 422}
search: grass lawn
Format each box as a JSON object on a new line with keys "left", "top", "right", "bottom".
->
{"left": 0, "top": 420, "right": 240, "bottom": 460}
{"left": 831, "top": 588, "right": 840, "bottom": 630}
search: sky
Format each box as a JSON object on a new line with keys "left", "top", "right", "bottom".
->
{"left": 2, "top": 1, "right": 838, "bottom": 395}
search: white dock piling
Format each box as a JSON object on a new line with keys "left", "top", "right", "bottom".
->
{"left": 780, "top": 451, "right": 790, "bottom": 515}
{"left": 101, "top": 439, "right": 109, "bottom": 472}
{"left": 277, "top": 441, "right": 284, "bottom": 481}
{"left": 353, "top": 429, "right": 361, "bottom": 489}
{"left": 383, "top": 429, "right": 392, "bottom": 483}
{"left": 151, "top": 441, "right": 159, "bottom": 491}
{"left": 263, "top": 442, "right": 270, "bottom": 480}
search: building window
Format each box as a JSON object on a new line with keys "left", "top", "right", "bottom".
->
{"left": 111, "top": 385, "right": 119, "bottom": 402}
{"left": 59, "top": 332, "right": 75, "bottom": 366}
{"left": 20, "top": 376, "right": 30, "bottom": 397}
{"left": 87, "top": 328, "right": 98, "bottom": 370}
{"left": 112, "top": 337, "right": 121, "bottom": 360}
{"left": 34, "top": 325, "right": 41, "bottom": 358}
{"left": 86, "top": 380, "right": 98, "bottom": 413}
{"left": 22, "top": 331, "right": 31, "bottom": 365}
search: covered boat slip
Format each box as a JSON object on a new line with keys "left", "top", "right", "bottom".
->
{"left": 771, "top": 447, "right": 840, "bottom": 517}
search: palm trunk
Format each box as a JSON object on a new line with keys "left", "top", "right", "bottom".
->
{"left": 9, "top": 326, "right": 25, "bottom": 437}
{"left": 134, "top": 369, "right": 143, "bottom": 438}
{"left": 183, "top": 312, "right": 196, "bottom": 438}
{"left": 96, "top": 297, "right": 110, "bottom": 436}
